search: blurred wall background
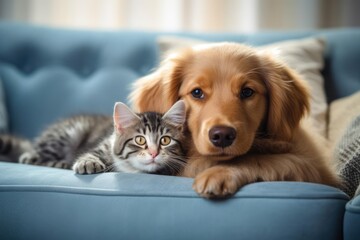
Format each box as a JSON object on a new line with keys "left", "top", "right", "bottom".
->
{"left": 0, "top": 0, "right": 359, "bottom": 32}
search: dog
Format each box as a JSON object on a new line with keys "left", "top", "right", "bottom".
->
{"left": 130, "top": 42, "right": 339, "bottom": 198}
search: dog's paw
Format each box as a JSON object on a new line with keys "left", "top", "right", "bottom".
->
{"left": 193, "top": 166, "right": 240, "bottom": 198}
{"left": 73, "top": 155, "right": 106, "bottom": 174}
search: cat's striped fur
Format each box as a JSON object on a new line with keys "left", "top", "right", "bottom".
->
{"left": 19, "top": 115, "right": 113, "bottom": 170}
{"left": 0, "top": 135, "right": 32, "bottom": 163}
{"left": 1, "top": 101, "right": 187, "bottom": 175}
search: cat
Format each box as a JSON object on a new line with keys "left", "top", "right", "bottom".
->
{"left": 0, "top": 134, "right": 32, "bottom": 163}
{"left": 0, "top": 101, "right": 187, "bottom": 175}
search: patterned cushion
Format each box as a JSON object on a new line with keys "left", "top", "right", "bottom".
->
{"left": 335, "top": 115, "right": 360, "bottom": 198}
{"left": 0, "top": 79, "right": 8, "bottom": 133}
{"left": 328, "top": 91, "right": 360, "bottom": 144}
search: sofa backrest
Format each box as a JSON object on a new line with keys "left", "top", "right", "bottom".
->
{"left": 0, "top": 22, "right": 359, "bottom": 138}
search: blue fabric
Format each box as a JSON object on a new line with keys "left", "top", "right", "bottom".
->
{"left": 0, "top": 22, "right": 359, "bottom": 239}
{"left": 1, "top": 23, "right": 360, "bottom": 138}
{"left": 344, "top": 196, "right": 360, "bottom": 240}
{"left": 0, "top": 162, "right": 348, "bottom": 240}
{"left": 0, "top": 23, "right": 158, "bottom": 138}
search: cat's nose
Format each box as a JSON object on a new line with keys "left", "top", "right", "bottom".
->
{"left": 149, "top": 150, "right": 159, "bottom": 159}
{"left": 209, "top": 126, "right": 236, "bottom": 148}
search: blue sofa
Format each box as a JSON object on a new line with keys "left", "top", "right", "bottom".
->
{"left": 0, "top": 22, "right": 359, "bottom": 240}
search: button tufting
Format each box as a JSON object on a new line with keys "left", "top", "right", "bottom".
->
{"left": 81, "top": 66, "right": 93, "bottom": 77}
{"left": 22, "top": 63, "right": 34, "bottom": 74}
{"left": 63, "top": 46, "right": 99, "bottom": 77}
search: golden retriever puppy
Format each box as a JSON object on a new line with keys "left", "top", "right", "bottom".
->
{"left": 130, "top": 42, "right": 339, "bottom": 198}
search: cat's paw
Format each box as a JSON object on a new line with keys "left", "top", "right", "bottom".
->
{"left": 19, "top": 152, "right": 40, "bottom": 165}
{"left": 73, "top": 155, "right": 106, "bottom": 174}
{"left": 43, "top": 160, "right": 71, "bottom": 169}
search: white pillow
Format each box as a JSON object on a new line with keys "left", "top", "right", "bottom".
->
{"left": 328, "top": 91, "right": 360, "bottom": 144}
{"left": 157, "top": 36, "right": 328, "bottom": 137}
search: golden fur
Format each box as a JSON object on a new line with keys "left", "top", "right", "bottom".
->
{"left": 130, "top": 42, "right": 339, "bottom": 198}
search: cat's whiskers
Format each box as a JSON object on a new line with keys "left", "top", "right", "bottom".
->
{"left": 103, "top": 163, "right": 117, "bottom": 173}
{"left": 162, "top": 160, "right": 177, "bottom": 174}
{"left": 162, "top": 157, "right": 187, "bottom": 174}
{"left": 11, "top": 101, "right": 187, "bottom": 176}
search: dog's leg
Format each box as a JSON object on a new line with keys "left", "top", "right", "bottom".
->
{"left": 192, "top": 153, "right": 339, "bottom": 198}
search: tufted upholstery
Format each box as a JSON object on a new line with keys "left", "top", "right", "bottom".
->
{"left": 1, "top": 23, "right": 360, "bottom": 138}
{"left": 0, "top": 23, "right": 158, "bottom": 138}
{"left": 1, "top": 23, "right": 360, "bottom": 240}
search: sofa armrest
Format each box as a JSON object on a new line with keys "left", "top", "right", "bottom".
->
{"left": 344, "top": 195, "right": 360, "bottom": 240}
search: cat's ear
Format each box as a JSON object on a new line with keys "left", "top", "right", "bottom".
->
{"left": 113, "top": 102, "right": 140, "bottom": 132}
{"left": 162, "top": 100, "right": 186, "bottom": 127}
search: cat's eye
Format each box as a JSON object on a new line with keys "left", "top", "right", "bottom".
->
{"left": 135, "top": 136, "right": 146, "bottom": 145}
{"left": 160, "top": 136, "right": 171, "bottom": 146}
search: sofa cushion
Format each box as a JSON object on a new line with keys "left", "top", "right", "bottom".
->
{"left": 328, "top": 91, "right": 360, "bottom": 143}
{"left": 1, "top": 23, "right": 360, "bottom": 138}
{"left": 334, "top": 113, "right": 360, "bottom": 198}
{"left": 0, "top": 162, "right": 348, "bottom": 240}
{"left": 0, "top": 23, "right": 158, "bottom": 139}
{"left": 158, "top": 36, "right": 328, "bottom": 136}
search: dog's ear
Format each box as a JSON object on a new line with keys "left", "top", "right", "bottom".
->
{"left": 129, "top": 70, "right": 169, "bottom": 113}
{"left": 262, "top": 57, "right": 310, "bottom": 141}
{"left": 129, "top": 50, "right": 191, "bottom": 113}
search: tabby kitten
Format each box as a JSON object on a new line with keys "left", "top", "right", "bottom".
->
{"left": 8, "top": 101, "right": 187, "bottom": 175}
{"left": 0, "top": 135, "right": 32, "bottom": 163}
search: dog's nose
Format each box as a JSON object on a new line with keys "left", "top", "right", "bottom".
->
{"left": 209, "top": 126, "right": 236, "bottom": 148}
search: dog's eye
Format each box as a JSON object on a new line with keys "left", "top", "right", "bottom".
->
{"left": 240, "top": 88, "right": 254, "bottom": 99}
{"left": 191, "top": 88, "right": 204, "bottom": 99}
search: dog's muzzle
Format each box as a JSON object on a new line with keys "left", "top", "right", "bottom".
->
{"left": 209, "top": 126, "right": 236, "bottom": 148}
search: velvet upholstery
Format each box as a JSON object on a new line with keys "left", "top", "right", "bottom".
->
{"left": 1, "top": 23, "right": 360, "bottom": 239}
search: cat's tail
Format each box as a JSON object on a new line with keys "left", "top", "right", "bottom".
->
{"left": 0, "top": 134, "right": 33, "bottom": 163}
